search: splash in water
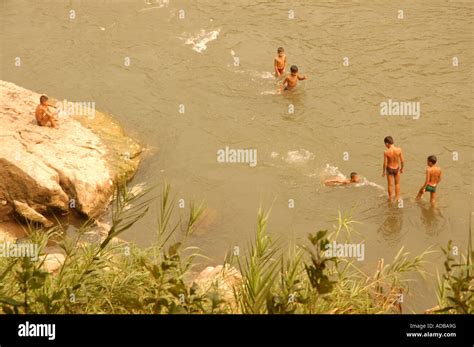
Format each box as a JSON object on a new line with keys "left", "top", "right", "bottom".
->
{"left": 139, "top": 0, "right": 169, "bottom": 11}
{"left": 183, "top": 29, "right": 220, "bottom": 53}
{"left": 321, "top": 164, "right": 346, "bottom": 180}
{"left": 284, "top": 149, "right": 315, "bottom": 164}
{"left": 269, "top": 150, "right": 315, "bottom": 164}
{"left": 233, "top": 69, "right": 274, "bottom": 80}
{"left": 260, "top": 89, "right": 279, "bottom": 95}
{"left": 230, "top": 50, "right": 277, "bottom": 94}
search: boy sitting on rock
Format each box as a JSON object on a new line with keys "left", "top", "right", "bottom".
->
{"left": 35, "top": 95, "right": 57, "bottom": 128}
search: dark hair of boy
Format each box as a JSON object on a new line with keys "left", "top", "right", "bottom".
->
{"left": 384, "top": 136, "right": 394, "bottom": 145}
{"left": 427, "top": 155, "right": 437, "bottom": 164}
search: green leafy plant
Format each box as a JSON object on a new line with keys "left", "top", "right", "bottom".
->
{"left": 433, "top": 230, "right": 473, "bottom": 314}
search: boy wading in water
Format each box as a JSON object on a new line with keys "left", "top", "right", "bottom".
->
{"left": 281, "top": 65, "right": 307, "bottom": 92}
{"left": 35, "top": 95, "right": 58, "bottom": 128}
{"left": 382, "top": 136, "right": 404, "bottom": 202}
{"left": 416, "top": 155, "right": 442, "bottom": 207}
{"left": 274, "top": 47, "right": 287, "bottom": 78}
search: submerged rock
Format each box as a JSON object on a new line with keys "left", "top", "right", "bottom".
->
{"left": 0, "top": 80, "right": 142, "bottom": 226}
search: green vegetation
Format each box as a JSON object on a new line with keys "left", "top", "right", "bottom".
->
{"left": 0, "top": 184, "right": 470, "bottom": 314}
{"left": 227, "top": 209, "right": 429, "bottom": 314}
{"left": 432, "top": 228, "right": 473, "bottom": 314}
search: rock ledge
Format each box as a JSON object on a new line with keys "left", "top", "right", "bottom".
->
{"left": 0, "top": 80, "right": 141, "bottom": 226}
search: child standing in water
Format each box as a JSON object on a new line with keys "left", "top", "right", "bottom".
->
{"left": 416, "top": 155, "right": 442, "bottom": 207}
{"left": 281, "top": 65, "right": 307, "bottom": 91}
{"left": 382, "top": 136, "right": 404, "bottom": 202}
{"left": 274, "top": 47, "right": 287, "bottom": 78}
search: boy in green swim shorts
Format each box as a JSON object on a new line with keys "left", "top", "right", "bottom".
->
{"left": 416, "top": 155, "right": 442, "bottom": 207}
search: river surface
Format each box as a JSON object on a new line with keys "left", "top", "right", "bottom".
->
{"left": 1, "top": 0, "right": 473, "bottom": 312}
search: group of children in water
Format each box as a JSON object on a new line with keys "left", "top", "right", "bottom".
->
{"left": 274, "top": 47, "right": 307, "bottom": 92}
{"left": 33, "top": 47, "right": 443, "bottom": 208}
{"left": 324, "top": 136, "right": 442, "bottom": 207}
{"left": 274, "top": 47, "right": 442, "bottom": 207}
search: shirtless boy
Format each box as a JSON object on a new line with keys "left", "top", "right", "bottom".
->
{"left": 325, "top": 172, "right": 360, "bottom": 186}
{"left": 416, "top": 155, "right": 442, "bottom": 207}
{"left": 382, "top": 136, "right": 404, "bottom": 201}
{"left": 281, "top": 65, "right": 307, "bottom": 91}
{"left": 274, "top": 47, "right": 287, "bottom": 78}
{"left": 35, "top": 95, "right": 58, "bottom": 128}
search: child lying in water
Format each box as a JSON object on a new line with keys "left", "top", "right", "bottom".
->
{"left": 324, "top": 172, "right": 360, "bottom": 186}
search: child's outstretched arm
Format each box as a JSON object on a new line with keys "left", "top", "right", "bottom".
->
{"left": 298, "top": 74, "right": 307, "bottom": 80}
{"left": 325, "top": 179, "right": 349, "bottom": 186}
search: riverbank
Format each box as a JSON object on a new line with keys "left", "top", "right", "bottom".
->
{"left": 0, "top": 80, "right": 142, "bottom": 250}
{"left": 0, "top": 183, "right": 470, "bottom": 314}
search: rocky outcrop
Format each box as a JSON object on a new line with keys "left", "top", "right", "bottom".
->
{"left": 0, "top": 80, "right": 141, "bottom": 226}
{"left": 40, "top": 246, "right": 67, "bottom": 273}
{"left": 193, "top": 265, "right": 242, "bottom": 309}
{"left": 13, "top": 200, "right": 54, "bottom": 227}
{"left": 0, "top": 222, "right": 24, "bottom": 243}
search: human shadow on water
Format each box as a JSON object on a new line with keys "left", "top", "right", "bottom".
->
{"left": 416, "top": 200, "right": 445, "bottom": 236}
{"left": 376, "top": 201, "right": 404, "bottom": 245}
{"left": 280, "top": 90, "right": 306, "bottom": 121}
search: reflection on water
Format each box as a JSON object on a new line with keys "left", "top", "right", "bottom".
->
{"left": 377, "top": 203, "right": 404, "bottom": 244}
{"left": 417, "top": 201, "right": 445, "bottom": 236}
